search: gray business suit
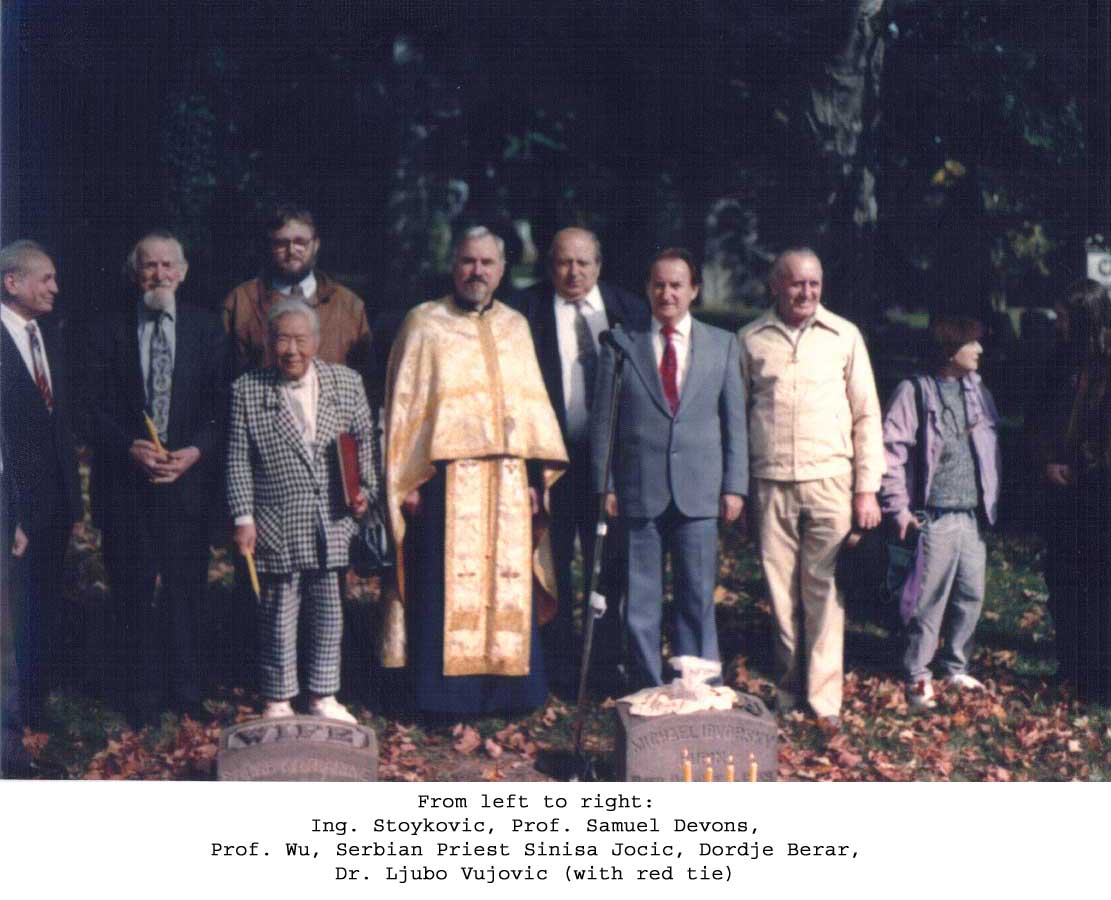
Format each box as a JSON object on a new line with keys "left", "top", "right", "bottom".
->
{"left": 591, "top": 319, "right": 748, "bottom": 686}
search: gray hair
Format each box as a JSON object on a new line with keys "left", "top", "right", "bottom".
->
{"left": 267, "top": 297, "right": 320, "bottom": 338}
{"left": 0, "top": 239, "right": 50, "bottom": 280}
{"left": 769, "top": 247, "right": 821, "bottom": 286}
{"left": 126, "top": 230, "right": 188, "bottom": 276}
{"left": 548, "top": 227, "right": 602, "bottom": 265}
{"left": 452, "top": 226, "right": 505, "bottom": 263}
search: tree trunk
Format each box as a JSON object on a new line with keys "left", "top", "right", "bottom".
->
{"left": 803, "top": 0, "right": 886, "bottom": 327}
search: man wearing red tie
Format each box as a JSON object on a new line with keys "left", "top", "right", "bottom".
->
{"left": 0, "top": 240, "right": 82, "bottom": 730}
{"left": 591, "top": 248, "right": 748, "bottom": 688}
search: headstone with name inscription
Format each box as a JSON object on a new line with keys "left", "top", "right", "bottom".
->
{"left": 217, "top": 717, "right": 378, "bottom": 782}
{"left": 615, "top": 693, "right": 777, "bottom": 782}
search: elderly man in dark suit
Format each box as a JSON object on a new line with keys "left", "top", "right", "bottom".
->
{"left": 592, "top": 248, "right": 747, "bottom": 687}
{"left": 0, "top": 240, "right": 82, "bottom": 731}
{"left": 82, "top": 231, "right": 228, "bottom": 724}
{"left": 511, "top": 227, "right": 648, "bottom": 689}
{"left": 227, "top": 297, "right": 375, "bottom": 723}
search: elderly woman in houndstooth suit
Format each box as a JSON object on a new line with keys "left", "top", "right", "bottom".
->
{"left": 227, "top": 297, "right": 376, "bottom": 723}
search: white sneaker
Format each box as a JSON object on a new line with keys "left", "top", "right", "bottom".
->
{"left": 262, "top": 700, "right": 294, "bottom": 719}
{"left": 308, "top": 696, "right": 357, "bottom": 724}
{"left": 907, "top": 679, "right": 936, "bottom": 710}
{"left": 946, "top": 673, "right": 985, "bottom": 691}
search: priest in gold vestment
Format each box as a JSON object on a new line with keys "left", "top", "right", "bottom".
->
{"left": 383, "top": 227, "right": 568, "bottom": 715}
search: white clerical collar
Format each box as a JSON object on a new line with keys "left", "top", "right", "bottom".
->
{"left": 554, "top": 283, "right": 603, "bottom": 312}
{"left": 652, "top": 312, "right": 692, "bottom": 338}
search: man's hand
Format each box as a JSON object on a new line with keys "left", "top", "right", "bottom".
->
{"left": 529, "top": 487, "right": 541, "bottom": 517}
{"left": 11, "top": 525, "right": 28, "bottom": 559}
{"left": 349, "top": 490, "right": 369, "bottom": 519}
{"left": 402, "top": 489, "right": 422, "bottom": 518}
{"left": 720, "top": 493, "right": 744, "bottom": 524}
{"left": 604, "top": 492, "right": 619, "bottom": 519}
{"left": 853, "top": 492, "right": 881, "bottom": 530}
{"left": 898, "top": 514, "right": 920, "bottom": 542}
{"left": 234, "top": 522, "right": 257, "bottom": 557}
{"left": 150, "top": 446, "right": 201, "bottom": 484}
{"left": 1046, "top": 463, "right": 1073, "bottom": 487}
{"left": 129, "top": 439, "right": 167, "bottom": 479}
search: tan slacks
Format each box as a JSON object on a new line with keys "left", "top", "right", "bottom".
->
{"left": 753, "top": 474, "right": 853, "bottom": 717}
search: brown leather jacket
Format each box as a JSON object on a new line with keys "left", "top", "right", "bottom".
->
{"left": 223, "top": 271, "right": 371, "bottom": 379}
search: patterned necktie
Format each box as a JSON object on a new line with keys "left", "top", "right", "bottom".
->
{"left": 290, "top": 283, "right": 304, "bottom": 299}
{"left": 26, "top": 322, "right": 54, "bottom": 413}
{"left": 147, "top": 312, "right": 173, "bottom": 440}
{"left": 572, "top": 301, "right": 598, "bottom": 410}
{"left": 659, "top": 324, "right": 679, "bottom": 414}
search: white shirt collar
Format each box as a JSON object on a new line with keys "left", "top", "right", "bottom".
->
{"left": 554, "top": 283, "right": 603, "bottom": 312}
{"left": 283, "top": 359, "right": 318, "bottom": 391}
{"left": 1, "top": 302, "right": 36, "bottom": 330}
{"left": 652, "top": 312, "right": 692, "bottom": 338}
{"left": 275, "top": 271, "right": 317, "bottom": 299}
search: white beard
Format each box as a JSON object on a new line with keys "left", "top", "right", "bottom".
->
{"left": 142, "top": 287, "right": 176, "bottom": 312}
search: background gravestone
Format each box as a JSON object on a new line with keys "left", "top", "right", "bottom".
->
{"left": 217, "top": 717, "right": 378, "bottom": 782}
{"left": 615, "top": 693, "right": 777, "bottom": 782}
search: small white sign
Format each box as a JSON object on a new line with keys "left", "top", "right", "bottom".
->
{"left": 1088, "top": 247, "right": 1111, "bottom": 286}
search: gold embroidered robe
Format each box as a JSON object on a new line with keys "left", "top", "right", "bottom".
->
{"left": 383, "top": 297, "right": 567, "bottom": 675}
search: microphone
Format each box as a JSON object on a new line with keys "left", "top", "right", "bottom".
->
{"left": 599, "top": 327, "right": 631, "bottom": 358}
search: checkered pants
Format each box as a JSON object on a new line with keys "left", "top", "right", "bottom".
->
{"left": 257, "top": 569, "right": 343, "bottom": 700}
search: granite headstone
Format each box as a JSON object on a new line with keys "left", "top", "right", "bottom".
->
{"left": 217, "top": 717, "right": 378, "bottom": 781}
{"left": 616, "top": 692, "right": 777, "bottom": 782}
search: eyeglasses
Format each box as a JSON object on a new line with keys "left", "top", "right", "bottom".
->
{"left": 271, "top": 237, "right": 315, "bottom": 251}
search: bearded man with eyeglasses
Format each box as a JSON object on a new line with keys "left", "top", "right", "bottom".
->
{"left": 223, "top": 205, "right": 371, "bottom": 382}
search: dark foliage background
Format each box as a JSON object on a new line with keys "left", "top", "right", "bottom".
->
{"left": 2, "top": 0, "right": 1109, "bottom": 331}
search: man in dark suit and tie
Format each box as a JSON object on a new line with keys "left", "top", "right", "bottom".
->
{"left": 591, "top": 248, "right": 747, "bottom": 687}
{"left": 81, "top": 231, "right": 227, "bottom": 723}
{"left": 511, "top": 227, "right": 649, "bottom": 689}
{"left": 0, "top": 240, "right": 83, "bottom": 732}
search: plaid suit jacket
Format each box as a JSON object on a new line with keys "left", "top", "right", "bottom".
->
{"left": 226, "top": 360, "right": 377, "bottom": 574}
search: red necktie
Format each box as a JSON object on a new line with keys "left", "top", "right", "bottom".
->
{"left": 659, "top": 324, "right": 679, "bottom": 414}
{"left": 26, "top": 322, "right": 54, "bottom": 413}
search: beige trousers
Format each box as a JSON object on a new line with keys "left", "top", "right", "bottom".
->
{"left": 753, "top": 474, "right": 853, "bottom": 717}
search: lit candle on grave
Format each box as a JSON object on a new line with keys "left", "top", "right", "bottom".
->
{"left": 703, "top": 755, "right": 713, "bottom": 782}
{"left": 725, "top": 754, "right": 735, "bottom": 782}
{"left": 681, "top": 748, "right": 692, "bottom": 782}
{"left": 748, "top": 752, "right": 758, "bottom": 783}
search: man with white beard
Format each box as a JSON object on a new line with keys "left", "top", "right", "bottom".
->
{"left": 81, "top": 231, "right": 228, "bottom": 725}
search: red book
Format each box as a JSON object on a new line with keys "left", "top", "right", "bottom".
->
{"left": 336, "top": 432, "right": 360, "bottom": 505}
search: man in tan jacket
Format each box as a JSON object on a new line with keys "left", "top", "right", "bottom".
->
{"left": 739, "top": 248, "right": 884, "bottom": 726}
{"left": 223, "top": 206, "right": 371, "bottom": 383}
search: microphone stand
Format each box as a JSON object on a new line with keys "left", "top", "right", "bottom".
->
{"left": 570, "top": 329, "right": 627, "bottom": 781}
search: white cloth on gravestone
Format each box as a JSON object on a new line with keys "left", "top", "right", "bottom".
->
{"left": 553, "top": 284, "right": 605, "bottom": 445}
{"left": 651, "top": 312, "right": 693, "bottom": 394}
{"left": 1, "top": 302, "right": 54, "bottom": 392}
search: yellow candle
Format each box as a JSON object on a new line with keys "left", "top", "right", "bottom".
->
{"left": 725, "top": 754, "right": 735, "bottom": 782}
{"left": 703, "top": 755, "right": 713, "bottom": 782}
{"left": 681, "top": 749, "right": 692, "bottom": 782}
{"left": 143, "top": 413, "right": 166, "bottom": 455}
{"left": 244, "top": 551, "right": 261, "bottom": 598}
{"left": 748, "top": 752, "right": 758, "bottom": 783}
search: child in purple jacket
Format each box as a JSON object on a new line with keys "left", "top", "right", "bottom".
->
{"left": 880, "top": 317, "right": 1002, "bottom": 710}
